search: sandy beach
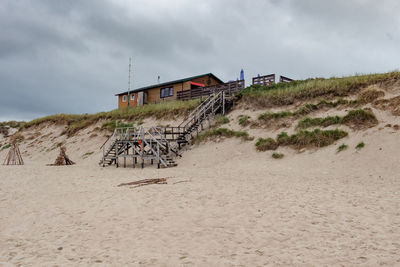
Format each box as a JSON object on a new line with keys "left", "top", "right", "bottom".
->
{"left": 1, "top": 116, "right": 399, "bottom": 265}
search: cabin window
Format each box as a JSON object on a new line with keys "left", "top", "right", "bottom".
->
{"left": 130, "top": 94, "right": 135, "bottom": 101}
{"left": 160, "top": 87, "right": 174, "bottom": 98}
{"left": 122, "top": 95, "right": 127, "bottom": 102}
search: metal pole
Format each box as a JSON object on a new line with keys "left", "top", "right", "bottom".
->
{"left": 127, "top": 57, "right": 132, "bottom": 108}
{"left": 222, "top": 92, "right": 225, "bottom": 115}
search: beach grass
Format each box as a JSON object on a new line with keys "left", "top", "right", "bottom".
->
{"left": 239, "top": 71, "right": 400, "bottom": 108}
{"left": 21, "top": 99, "right": 200, "bottom": 136}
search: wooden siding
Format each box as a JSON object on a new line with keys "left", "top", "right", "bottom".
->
{"left": 117, "top": 74, "right": 222, "bottom": 108}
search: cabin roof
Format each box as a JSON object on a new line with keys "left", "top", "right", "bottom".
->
{"left": 115, "top": 73, "right": 224, "bottom": 96}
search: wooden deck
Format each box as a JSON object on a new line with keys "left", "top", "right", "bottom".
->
{"left": 177, "top": 80, "right": 245, "bottom": 101}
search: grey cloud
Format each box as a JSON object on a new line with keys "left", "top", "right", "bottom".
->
{"left": 0, "top": 0, "right": 399, "bottom": 121}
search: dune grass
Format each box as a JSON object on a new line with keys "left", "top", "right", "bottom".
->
{"left": 238, "top": 115, "right": 251, "bottom": 126}
{"left": 239, "top": 72, "right": 400, "bottom": 108}
{"left": 101, "top": 121, "right": 135, "bottom": 131}
{"left": 0, "top": 121, "right": 23, "bottom": 128}
{"left": 214, "top": 115, "right": 230, "bottom": 126}
{"left": 256, "top": 129, "right": 348, "bottom": 151}
{"left": 1, "top": 144, "right": 11, "bottom": 150}
{"left": 297, "top": 109, "right": 378, "bottom": 129}
{"left": 255, "top": 138, "right": 278, "bottom": 151}
{"left": 337, "top": 144, "right": 348, "bottom": 152}
{"left": 272, "top": 152, "right": 284, "bottom": 159}
{"left": 257, "top": 98, "right": 357, "bottom": 123}
{"left": 22, "top": 99, "right": 200, "bottom": 137}
{"left": 356, "top": 142, "right": 365, "bottom": 150}
{"left": 194, "top": 128, "right": 252, "bottom": 144}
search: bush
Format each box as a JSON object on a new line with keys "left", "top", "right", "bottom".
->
{"left": 337, "top": 144, "right": 348, "bottom": 152}
{"left": 272, "top": 152, "right": 284, "bottom": 159}
{"left": 255, "top": 138, "right": 279, "bottom": 151}
{"left": 194, "top": 128, "right": 252, "bottom": 144}
{"left": 276, "top": 132, "right": 291, "bottom": 145}
{"left": 358, "top": 89, "right": 385, "bottom": 103}
{"left": 356, "top": 142, "right": 365, "bottom": 150}
{"left": 238, "top": 115, "right": 251, "bottom": 126}
{"left": 296, "top": 109, "right": 378, "bottom": 130}
{"left": 290, "top": 129, "right": 348, "bottom": 148}
{"left": 215, "top": 115, "right": 230, "bottom": 126}
{"left": 1, "top": 144, "right": 11, "bottom": 150}
{"left": 341, "top": 109, "right": 378, "bottom": 129}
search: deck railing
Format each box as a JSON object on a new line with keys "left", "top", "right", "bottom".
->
{"left": 177, "top": 80, "right": 245, "bottom": 100}
{"left": 252, "top": 74, "right": 275, "bottom": 86}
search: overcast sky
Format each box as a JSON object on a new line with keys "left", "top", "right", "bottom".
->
{"left": 0, "top": 0, "right": 399, "bottom": 121}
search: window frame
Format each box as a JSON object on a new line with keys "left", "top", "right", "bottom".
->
{"left": 160, "top": 87, "right": 174, "bottom": 98}
{"left": 130, "top": 94, "right": 135, "bottom": 101}
{"left": 122, "top": 95, "right": 127, "bottom": 102}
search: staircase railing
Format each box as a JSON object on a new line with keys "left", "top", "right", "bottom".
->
{"left": 140, "top": 127, "right": 169, "bottom": 167}
{"left": 178, "top": 94, "right": 214, "bottom": 128}
{"left": 151, "top": 127, "right": 180, "bottom": 157}
{"left": 100, "top": 90, "right": 229, "bottom": 168}
{"left": 179, "top": 92, "right": 223, "bottom": 139}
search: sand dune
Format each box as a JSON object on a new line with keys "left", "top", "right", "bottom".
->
{"left": 1, "top": 98, "right": 400, "bottom": 265}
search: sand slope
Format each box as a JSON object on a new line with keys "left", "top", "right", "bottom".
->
{"left": 1, "top": 119, "right": 400, "bottom": 265}
{"left": 1, "top": 84, "right": 400, "bottom": 266}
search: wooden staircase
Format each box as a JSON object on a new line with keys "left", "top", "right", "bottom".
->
{"left": 100, "top": 91, "right": 232, "bottom": 168}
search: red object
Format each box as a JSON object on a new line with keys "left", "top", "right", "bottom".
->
{"left": 191, "top": 82, "right": 205, "bottom": 87}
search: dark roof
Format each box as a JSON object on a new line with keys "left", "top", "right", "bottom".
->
{"left": 115, "top": 73, "right": 224, "bottom": 96}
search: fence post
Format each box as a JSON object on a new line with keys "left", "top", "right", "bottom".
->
{"left": 222, "top": 91, "right": 225, "bottom": 115}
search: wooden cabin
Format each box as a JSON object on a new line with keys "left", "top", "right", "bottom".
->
{"left": 116, "top": 73, "right": 224, "bottom": 108}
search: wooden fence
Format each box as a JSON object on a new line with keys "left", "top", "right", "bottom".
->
{"left": 252, "top": 74, "right": 275, "bottom": 86}
{"left": 279, "top": 76, "right": 293, "bottom": 83}
{"left": 177, "top": 80, "right": 245, "bottom": 100}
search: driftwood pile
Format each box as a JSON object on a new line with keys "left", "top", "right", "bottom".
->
{"left": 3, "top": 142, "right": 24, "bottom": 165}
{"left": 117, "top": 178, "right": 167, "bottom": 188}
{"left": 49, "top": 146, "right": 75, "bottom": 166}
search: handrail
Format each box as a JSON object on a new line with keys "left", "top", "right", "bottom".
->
{"left": 181, "top": 92, "right": 222, "bottom": 131}
{"left": 178, "top": 94, "right": 214, "bottom": 128}
{"left": 142, "top": 129, "right": 168, "bottom": 167}
{"left": 100, "top": 128, "right": 117, "bottom": 150}
{"left": 151, "top": 127, "right": 180, "bottom": 156}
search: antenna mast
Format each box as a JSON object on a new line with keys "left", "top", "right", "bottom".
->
{"left": 127, "top": 57, "right": 132, "bottom": 108}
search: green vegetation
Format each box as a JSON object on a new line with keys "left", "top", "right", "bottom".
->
{"left": 0, "top": 121, "right": 23, "bottom": 128}
{"left": 358, "top": 89, "right": 385, "bottom": 103}
{"left": 297, "top": 116, "right": 342, "bottom": 129}
{"left": 337, "top": 144, "right": 348, "bottom": 152}
{"left": 101, "top": 121, "right": 134, "bottom": 131}
{"left": 257, "top": 98, "right": 357, "bottom": 123}
{"left": 297, "top": 109, "right": 378, "bottom": 129}
{"left": 286, "top": 129, "right": 348, "bottom": 149}
{"left": 215, "top": 115, "right": 230, "bottom": 126}
{"left": 276, "top": 132, "right": 291, "bottom": 145}
{"left": 341, "top": 109, "right": 378, "bottom": 129}
{"left": 272, "top": 152, "right": 284, "bottom": 159}
{"left": 22, "top": 99, "right": 200, "bottom": 137}
{"left": 238, "top": 115, "right": 251, "bottom": 126}
{"left": 194, "top": 128, "right": 252, "bottom": 144}
{"left": 239, "top": 72, "right": 400, "bottom": 108}
{"left": 1, "top": 144, "right": 11, "bottom": 150}
{"left": 256, "top": 129, "right": 348, "bottom": 151}
{"left": 356, "top": 142, "right": 365, "bottom": 150}
{"left": 255, "top": 137, "right": 278, "bottom": 151}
